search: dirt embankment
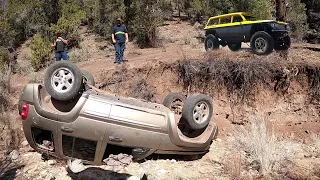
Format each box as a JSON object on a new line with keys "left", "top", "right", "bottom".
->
{"left": 96, "top": 49, "right": 320, "bottom": 141}
{"left": 2, "top": 21, "right": 320, "bottom": 180}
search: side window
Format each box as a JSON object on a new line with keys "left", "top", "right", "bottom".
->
{"left": 62, "top": 135, "right": 97, "bottom": 161}
{"left": 220, "top": 17, "right": 231, "bottom": 24}
{"left": 207, "top": 18, "right": 218, "bottom": 26}
{"left": 233, "top": 15, "right": 243, "bottom": 23}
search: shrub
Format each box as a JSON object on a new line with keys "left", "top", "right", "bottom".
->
{"left": 49, "top": 2, "right": 86, "bottom": 49}
{"left": 231, "top": 115, "right": 283, "bottom": 178}
{"left": 0, "top": 46, "right": 10, "bottom": 71}
{"left": 30, "top": 34, "right": 52, "bottom": 71}
{"left": 285, "top": 0, "right": 309, "bottom": 39}
{"left": 248, "top": 0, "right": 273, "bottom": 19}
{"left": 129, "top": 0, "right": 169, "bottom": 48}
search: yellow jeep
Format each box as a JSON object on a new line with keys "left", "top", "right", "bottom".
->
{"left": 204, "top": 12, "right": 291, "bottom": 55}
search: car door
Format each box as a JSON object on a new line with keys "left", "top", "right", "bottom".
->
{"left": 215, "top": 16, "right": 232, "bottom": 40}
{"left": 57, "top": 97, "right": 111, "bottom": 164}
{"left": 229, "top": 15, "right": 245, "bottom": 42}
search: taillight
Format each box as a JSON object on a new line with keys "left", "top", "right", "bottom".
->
{"left": 21, "top": 103, "right": 29, "bottom": 120}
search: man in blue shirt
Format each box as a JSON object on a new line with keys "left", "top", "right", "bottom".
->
{"left": 112, "top": 18, "right": 129, "bottom": 64}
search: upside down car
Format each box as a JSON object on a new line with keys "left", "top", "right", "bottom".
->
{"left": 18, "top": 61, "right": 218, "bottom": 165}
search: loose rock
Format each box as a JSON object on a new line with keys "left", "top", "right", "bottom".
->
{"left": 48, "top": 160, "right": 56, "bottom": 165}
{"left": 21, "top": 140, "right": 29, "bottom": 146}
{"left": 10, "top": 150, "right": 19, "bottom": 160}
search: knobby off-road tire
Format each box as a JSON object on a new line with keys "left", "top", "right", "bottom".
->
{"left": 163, "top": 92, "right": 186, "bottom": 116}
{"left": 44, "top": 61, "right": 83, "bottom": 101}
{"left": 228, "top": 42, "right": 242, "bottom": 51}
{"left": 205, "top": 34, "right": 219, "bottom": 51}
{"left": 250, "top": 31, "right": 274, "bottom": 55}
{"left": 182, "top": 94, "right": 213, "bottom": 130}
{"left": 81, "top": 70, "right": 95, "bottom": 86}
{"left": 274, "top": 35, "right": 291, "bottom": 51}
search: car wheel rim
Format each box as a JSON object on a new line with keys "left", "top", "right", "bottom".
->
{"left": 255, "top": 37, "right": 267, "bottom": 53}
{"left": 207, "top": 39, "right": 213, "bottom": 50}
{"left": 51, "top": 68, "right": 74, "bottom": 93}
{"left": 193, "top": 101, "right": 210, "bottom": 124}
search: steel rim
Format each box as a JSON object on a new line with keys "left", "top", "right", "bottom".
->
{"left": 193, "top": 101, "right": 210, "bottom": 124}
{"left": 51, "top": 68, "right": 74, "bottom": 93}
{"left": 255, "top": 37, "right": 267, "bottom": 53}
{"left": 207, "top": 39, "right": 214, "bottom": 50}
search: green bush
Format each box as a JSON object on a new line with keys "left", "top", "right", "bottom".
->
{"left": 286, "top": 0, "right": 308, "bottom": 39}
{"left": 129, "top": 0, "right": 169, "bottom": 48}
{"left": 49, "top": 3, "right": 86, "bottom": 48}
{"left": 248, "top": 0, "right": 273, "bottom": 19}
{"left": 30, "top": 34, "right": 52, "bottom": 71}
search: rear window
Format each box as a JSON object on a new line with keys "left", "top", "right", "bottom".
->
{"left": 220, "top": 16, "right": 231, "bottom": 24}
{"left": 207, "top": 18, "right": 219, "bottom": 26}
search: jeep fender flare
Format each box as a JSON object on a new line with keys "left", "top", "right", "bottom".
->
{"left": 250, "top": 23, "right": 273, "bottom": 38}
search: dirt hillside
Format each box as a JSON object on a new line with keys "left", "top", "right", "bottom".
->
{"left": 2, "top": 20, "right": 320, "bottom": 180}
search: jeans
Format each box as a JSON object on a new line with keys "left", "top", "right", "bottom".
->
{"left": 114, "top": 42, "right": 126, "bottom": 63}
{"left": 55, "top": 51, "right": 69, "bottom": 61}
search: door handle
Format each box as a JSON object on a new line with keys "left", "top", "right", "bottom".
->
{"left": 109, "top": 136, "right": 123, "bottom": 142}
{"left": 61, "top": 126, "right": 73, "bottom": 133}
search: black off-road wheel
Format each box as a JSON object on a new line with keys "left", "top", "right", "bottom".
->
{"left": 44, "top": 61, "right": 83, "bottom": 101}
{"left": 250, "top": 31, "right": 274, "bottom": 55}
{"left": 163, "top": 92, "right": 186, "bottom": 116}
{"left": 274, "top": 35, "right": 291, "bottom": 51}
{"left": 228, "top": 42, "right": 242, "bottom": 51}
{"left": 205, "top": 34, "right": 219, "bottom": 51}
{"left": 181, "top": 94, "right": 213, "bottom": 130}
{"left": 81, "top": 70, "right": 95, "bottom": 86}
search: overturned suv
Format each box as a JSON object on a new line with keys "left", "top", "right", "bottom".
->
{"left": 204, "top": 12, "right": 291, "bottom": 55}
{"left": 18, "top": 61, "right": 218, "bottom": 165}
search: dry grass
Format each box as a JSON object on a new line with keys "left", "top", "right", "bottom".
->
{"left": 225, "top": 113, "right": 320, "bottom": 179}
{"left": 68, "top": 47, "right": 91, "bottom": 63}
{"left": 231, "top": 115, "right": 280, "bottom": 178}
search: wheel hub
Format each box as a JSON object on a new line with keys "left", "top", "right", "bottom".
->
{"left": 193, "top": 101, "right": 209, "bottom": 124}
{"left": 255, "top": 37, "right": 267, "bottom": 52}
{"left": 51, "top": 68, "right": 75, "bottom": 93}
{"left": 207, "top": 39, "right": 213, "bottom": 49}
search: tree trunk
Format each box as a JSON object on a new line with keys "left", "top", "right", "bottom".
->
{"left": 276, "top": 0, "right": 286, "bottom": 21}
{"left": 276, "top": 0, "right": 289, "bottom": 60}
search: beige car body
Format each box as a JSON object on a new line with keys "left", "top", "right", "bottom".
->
{"left": 18, "top": 84, "right": 218, "bottom": 165}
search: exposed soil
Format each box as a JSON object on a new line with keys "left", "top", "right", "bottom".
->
{"left": 2, "top": 20, "right": 320, "bottom": 180}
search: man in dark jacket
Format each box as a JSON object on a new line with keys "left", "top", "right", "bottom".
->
{"left": 112, "top": 18, "right": 129, "bottom": 64}
{"left": 51, "top": 32, "right": 69, "bottom": 61}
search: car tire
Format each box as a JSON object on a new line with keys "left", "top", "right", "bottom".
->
{"left": 250, "top": 31, "right": 274, "bottom": 55}
{"left": 228, "top": 42, "right": 242, "bottom": 51}
{"left": 44, "top": 61, "right": 83, "bottom": 101}
{"left": 274, "top": 35, "right": 291, "bottom": 51}
{"left": 81, "top": 70, "right": 95, "bottom": 86}
{"left": 182, "top": 94, "right": 213, "bottom": 130}
{"left": 205, "top": 34, "right": 219, "bottom": 51}
{"left": 163, "top": 92, "right": 186, "bottom": 116}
